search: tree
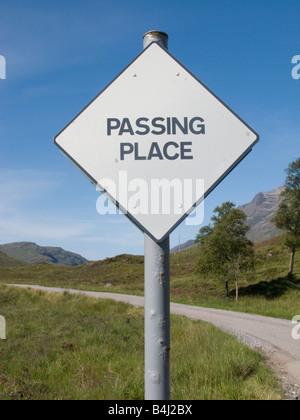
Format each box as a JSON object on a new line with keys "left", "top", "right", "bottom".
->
{"left": 195, "top": 202, "right": 254, "bottom": 301}
{"left": 272, "top": 158, "right": 300, "bottom": 278}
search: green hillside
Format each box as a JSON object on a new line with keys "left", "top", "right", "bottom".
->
{"left": 0, "top": 242, "right": 88, "bottom": 266}
{"left": 0, "top": 235, "right": 299, "bottom": 319}
{"left": 0, "top": 251, "right": 28, "bottom": 268}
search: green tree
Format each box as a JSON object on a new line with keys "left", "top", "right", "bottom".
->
{"left": 272, "top": 158, "right": 300, "bottom": 278}
{"left": 195, "top": 202, "right": 254, "bottom": 301}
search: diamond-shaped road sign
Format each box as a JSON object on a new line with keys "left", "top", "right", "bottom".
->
{"left": 54, "top": 42, "right": 259, "bottom": 242}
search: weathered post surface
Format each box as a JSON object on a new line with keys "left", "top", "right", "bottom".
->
{"left": 143, "top": 30, "right": 171, "bottom": 401}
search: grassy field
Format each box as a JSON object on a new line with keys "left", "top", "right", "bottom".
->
{"left": 0, "top": 285, "right": 281, "bottom": 400}
{"left": 0, "top": 235, "right": 299, "bottom": 320}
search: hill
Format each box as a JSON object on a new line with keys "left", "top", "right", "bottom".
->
{"left": 0, "top": 235, "right": 298, "bottom": 298}
{"left": 0, "top": 234, "right": 299, "bottom": 319}
{"left": 172, "top": 186, "right": 285, "bottom": 253}
{"left": 0, "top": 250, "right": 28, "bottom": 267}
{"left": 0, "top": 242, "right": 88, "bottom": 266}
{"left": 171, "top": 239, "right": 196, "bottom": 253}
{"left": 239, "top": 186, "right": 284, "bottom": 242}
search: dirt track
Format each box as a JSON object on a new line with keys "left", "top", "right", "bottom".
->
{"left": 7, "top": 284, "right": 300, "bottom": 399}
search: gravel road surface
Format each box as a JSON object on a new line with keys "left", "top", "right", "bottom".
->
{"left": 7, "top": 284, "right": 300, "bottom": 399}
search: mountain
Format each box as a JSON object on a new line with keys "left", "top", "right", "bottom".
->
{"left": 238, "top": 186, "right": 284, "bottom": 242}
{"left": 0, "top": 250, "right": 28, "bottom": 267}
{"left": 0, "top": 242, "right": 88, "bottom": 266}
{"left": 171, "top": 240, "right": 196, "bottom": 253}
{"left": 171, "top": 186, "right": 285, "bottom": 252}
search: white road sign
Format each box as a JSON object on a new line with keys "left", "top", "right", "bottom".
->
{"left": 54, "top": 42, "right": 259, "bottom": 242}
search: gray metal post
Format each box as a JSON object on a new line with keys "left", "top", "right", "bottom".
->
{"left": 144, "top": 235, "right": 170, "bottom": 400}
{"left": 143, "top": 30, "right": 171, "bottom": 401}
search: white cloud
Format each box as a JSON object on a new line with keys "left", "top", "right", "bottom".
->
{"left": 0, "top": 169, "right": 61, "bottom": 216}
{"left": 0, "top": 169, "right": 72, "bottom": 243}
{"left": 0, "top": 217, "right": 89, "bottom": 243}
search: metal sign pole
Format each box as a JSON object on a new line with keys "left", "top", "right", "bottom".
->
{"left": 144, "top": 234, "right": 170, "bottom": 400}
{"left": 143, "top": 31, "right": 171, "bottom": 401}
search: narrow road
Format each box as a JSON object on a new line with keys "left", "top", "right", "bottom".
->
{"left": 7, "top": 284, "right": 300, "bottom": 398}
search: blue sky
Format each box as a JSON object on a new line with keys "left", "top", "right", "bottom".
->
{"left": 0, "top": 0, "right": 299, "bottom": 260}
